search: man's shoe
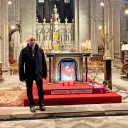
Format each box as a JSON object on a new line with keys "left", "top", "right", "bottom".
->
{"left": 39, "top": 104, "right": 46, "bottom": 111}
{"left": 30, "top": 105, "right": 36, "bottom": 113}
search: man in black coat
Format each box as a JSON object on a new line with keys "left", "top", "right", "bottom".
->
{"left": 19, "top": 37, "right": 47, "bottom": 112}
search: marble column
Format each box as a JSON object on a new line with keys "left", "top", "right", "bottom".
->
{"left": 110, "top": 0, "right": 122, "bottom": 64}
{"left": 78, "top": 0, "right": 90, "bottom": 51}
{"left": 0, "top": 0, "right": 9, "bottom": 70}
{"left": 20, "top": 0, "right": 36, "bottom": 45}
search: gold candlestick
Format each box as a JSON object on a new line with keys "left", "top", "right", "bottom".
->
{"left": 99, "top": 27, "right": 113, "bottom": 60}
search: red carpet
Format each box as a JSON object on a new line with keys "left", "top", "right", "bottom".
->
{"left": 24, "top": 93, "right": 121, "bottom": 106}
{"left": 24, "top": 78, "right": 122, "bottom": 106}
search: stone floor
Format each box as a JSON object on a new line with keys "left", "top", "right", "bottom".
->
{"left": 0, "top": 68, "right": 128, "bottom": 127}
{"left": 1, "top": 115, "right": 128, "bottom": 128}
{"left": 0, "top": 73, "right": 25, "bottom": 90}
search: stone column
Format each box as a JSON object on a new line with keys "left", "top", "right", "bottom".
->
{"left": 91, "top": 0, "right": 103, "bottom": 54}
{"left": 104, "top": 0, "right": 109, "bottom": 58}
{"left": 91, "top": 0, "right": 96, "bottom": 53}
{"left": 4, "top": 0, "right": 9, "bottom": 70}
{"left": 108, "top": 1, "right": 113, "bottom": 58}
{"left": 78, "top": 0, "right": 90, "bottom": 51}
{"left": 20, "top": 0, "right": 36, "bottom": 44}
{"left": 0, "top": 0, "right": 9, "bottom": 70}
{"left": 104, "top": 0, "right": 109, "bottom": 34}
{"left": 110, "top": 0, "right": 122, "bottom": 65}
{"left": 13, "top": 31, "right": 20, "bottom": 62}
{"left": 74, "top": 0, "right": 79, "bottom": 52}
{"left": 95, "top": 0, "right": 104, "bottom": 51}
{"left": 0, "top": 0, "right": 3, "bottom": 77}
{"left": 0, "top": 0, "right": 2, "bottom": 62}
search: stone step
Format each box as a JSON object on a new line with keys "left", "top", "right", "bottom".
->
{"left": 1, "top": 103, "right": 128, "bottom": 121}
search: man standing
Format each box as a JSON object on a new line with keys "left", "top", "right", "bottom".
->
{"left": 19, "top": 37, "right": 47, "bottom": 112}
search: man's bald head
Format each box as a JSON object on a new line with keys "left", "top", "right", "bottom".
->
{"left": 27, "top": 36, "right": 36, "bottom": 48}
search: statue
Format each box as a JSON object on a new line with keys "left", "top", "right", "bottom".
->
{"left": 46, "top": 32, "right": 50, "bottom": 41}
{"left": 68, "top": 33, "right": 71, "bottom": 42}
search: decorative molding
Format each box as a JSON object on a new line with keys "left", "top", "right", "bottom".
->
{"left": 93, "top": 15, "right": 104, "bottom": 22}
{"left": 36, "top": 5, "right": 75, "bottom": 53}
{"left": 110, "top": 0, "right": 122, "bottom": 10}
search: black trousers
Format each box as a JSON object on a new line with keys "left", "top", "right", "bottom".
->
{"left": 26, "top": 79, "right": 44, "bottom": 106}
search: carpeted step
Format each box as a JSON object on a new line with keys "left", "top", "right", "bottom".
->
{"left": 24, "top": 92, "right": 122, "bottom": 106}
{"left": 33, "top": 82, "right": 106, "bottom": 95}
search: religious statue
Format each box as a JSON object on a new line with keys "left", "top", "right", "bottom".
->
{"left": 68, "top": 33, "right": 71, "bottom": 42}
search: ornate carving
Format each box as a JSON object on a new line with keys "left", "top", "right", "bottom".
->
{"left": 36, "top": 5, "right": 75, "bottom": 53}
{"left": 93, "top": 15, "right": 104, "bottom": 22}
{"left": 110, "top": 1, "right": 122, "bottom": 11}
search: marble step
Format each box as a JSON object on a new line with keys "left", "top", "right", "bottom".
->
{"left": 1, "top": 103, "right": 128, "bottom": 121}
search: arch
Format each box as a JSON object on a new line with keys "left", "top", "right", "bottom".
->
{"left": 9, "top": 24, "right": 20, "bottom": 42}
{"left": 58, "top": 58, "right": 78, "bottom": 81}
{"left": 9, "top": 31, "right": 20, "bottom": 62}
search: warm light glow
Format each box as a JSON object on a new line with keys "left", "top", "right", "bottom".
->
{"left": 99, "top": 26, "right": 103, "bottom": 30}
{"left": 8, "top": 1, "right": 12, "bottom": 5}
{"left": 100, "top": 2, "right": 104, "bottom": 7}
{"left": 38, "top": 0, "right": 44, "bottom": 3}
{"left": 11, "top": 25, "right": 15, "bottom": 29}
{"left": 125, "top": 9, "right": 128, "bottom": 15}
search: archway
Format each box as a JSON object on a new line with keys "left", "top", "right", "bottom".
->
{"left": 9, "top": 25, "right": 20, "bottom": 63}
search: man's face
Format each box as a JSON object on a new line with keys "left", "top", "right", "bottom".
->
{"left": 28, "top": 37, "right": 36, "bottom": 47}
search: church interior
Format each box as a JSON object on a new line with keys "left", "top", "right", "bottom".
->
{"left": 0, "top": 0, "right": 128, "bottom": 106}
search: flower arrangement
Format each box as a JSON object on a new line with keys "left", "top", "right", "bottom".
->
{"left": 88, "top": 62, "right": 111, "bottom": 92}
{"left": 9, "top": 57, "right": 16, "bottom": 64}
{"left": 103, "top": 80, "right": 111, "bottom": 92}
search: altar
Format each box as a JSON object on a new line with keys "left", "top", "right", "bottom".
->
{"left": 46, "top": 53, "right": 90, "bottom": 83}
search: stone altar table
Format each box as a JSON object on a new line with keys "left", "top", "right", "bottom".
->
{"left": 46, "top": 53, "right": 90, "bottom": 83}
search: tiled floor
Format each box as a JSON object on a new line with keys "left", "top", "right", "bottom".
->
{"left": 1, "top": 116, "right": 128, "bottom": 128}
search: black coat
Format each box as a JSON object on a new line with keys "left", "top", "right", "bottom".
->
{"left": 19, "top": 43, "right": 47, "bottom": 81}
